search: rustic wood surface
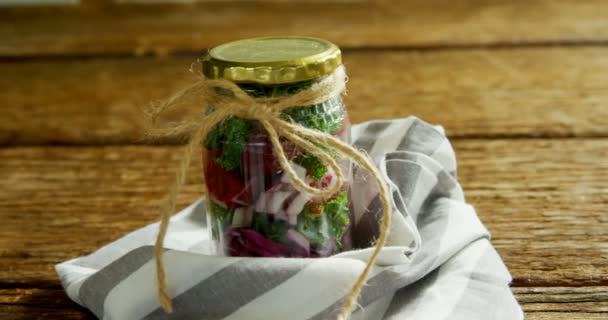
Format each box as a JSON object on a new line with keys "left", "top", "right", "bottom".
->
{"left": 0, "top": 141, "right": 606, "bottom": 286}
{"left": 2, "top": 1, "right": 608, "bottom": 57}
{"left": 0, "top": 141, "right": 607, "bottom": 318}
{"left": 3, "top": 47, "right": 608, "bottom": 145}
{"left": 1, "top": 287, "right": 606, "bottom": 319}
{"left": 2, "top": 0, "right": 607, "bottom": 318}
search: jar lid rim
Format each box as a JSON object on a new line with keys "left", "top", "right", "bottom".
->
{"left": 202, "top": 36, "right": 342, "bottom": 84}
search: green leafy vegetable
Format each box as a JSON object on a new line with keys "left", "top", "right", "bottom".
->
{"left": 209, "top": 201, "right": 234, "bottom": 240}
{"left": 324, "top": 191, "right": 350, "bottom": 246}
{"left": 296, "top": 208, "right": 330, "bottom": 249}
{"left": 282, "top": 96, "right": 346, "bottom": 134}
{"left": 204, "top": 117, "right": 252, "bottom": 171}
{"left": 204, "top": 78, "right": 344, "bottom": 174}
{"left": 238, "top": 78, "right": 318, "bottom": 97}
{"left": 251, "top": 214, "right": 291, "bottom": 243}
{"left": 248, "top": 76, "right": 347, "bottom": 134}
{"left": 296, "top": 191, "right": 350, "bottom": 249}
{"left": 294, "top": 152, "right": 328, "bottom": 180}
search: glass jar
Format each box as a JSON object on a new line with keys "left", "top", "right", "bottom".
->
{"left": 201, "top": 37, "right": 352, "bottom": 258}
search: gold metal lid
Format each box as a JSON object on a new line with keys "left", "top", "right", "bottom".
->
{"left": 202, "top": 36, "right": 342, "bottom": 84}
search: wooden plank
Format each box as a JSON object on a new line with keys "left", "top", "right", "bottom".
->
{"left": 521, "top": 286, "right": 608, "bottom": 319}
{"left": 527, "top": 314, "right": 607, "bottom": 320}
{"left": 2, "top": 47, "right": 608, "bottom": 145}
{"left": 2, "top": 1, "right": 608, "bottom": 57}
{"left": 0, "top": 307, "right": 92, "bottom": 320}
{"left": 0, "top": 139, "right": 606, "bottom": 287}
{"left": 0, "top": 288, "right": 93, "bottom": 320}
{"left": 514, "top": 287, "right": 608, "bottom": 313}
{"left": 0, "top": 0, "right": 79, "bottom": 6}
{"left": 455, "top": 139, "right": 608, "bottom": 286}
{"left": 0, "top": 287, "right": 605, "bottom": 319}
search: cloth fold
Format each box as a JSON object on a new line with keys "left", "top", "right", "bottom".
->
{"left": 56, "top": 117, "right": 523, "bottom": 320}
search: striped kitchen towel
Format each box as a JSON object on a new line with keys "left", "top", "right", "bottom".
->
{"left": 56, "top": 117, "right": 523, "bottom": 320}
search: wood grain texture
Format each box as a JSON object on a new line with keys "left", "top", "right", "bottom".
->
{"left": 3, "top": 46, "right": 608, "bottom": 145}
{"left": 455, "top": 139, "right": 608, "bottom": 286}
{"left": 2, "top": 0, "right": 608, "bottom": 57}
{"left": 0, "top": 288, "right": 94, "bottom": 320}
{"left": 522, "top": 287, "right": 608, "bottom": 319}
{"left": 2, "top": 1, "right": 606, "bottom": 318}
{"left": 0, "top": 139, "right": 606, "bottom": 288}
{"left": 527, "top": 314, "right": 607, "bottom": 320}
{"left": 0, "top": 287, "right": 606, "bottom": 319}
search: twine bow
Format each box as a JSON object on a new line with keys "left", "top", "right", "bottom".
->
{"left": 146, "top": 66, "right": 392, "bottom": 320}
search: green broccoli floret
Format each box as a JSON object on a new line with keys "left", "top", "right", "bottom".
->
{"left": 296, "top": 191, "right": 350, "bottom": 250}
{"left": 296, "top": 205, "right": 331, "bottom": 249}
{"left": 294, "top": 152, "right": 328, "bottom": 180}
{"left": 325, "top": 191, "right": 350, "bottom": 248}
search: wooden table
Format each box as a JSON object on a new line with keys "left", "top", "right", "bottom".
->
{"left": 1, "top": 1, "right": 607, "bottom": 319}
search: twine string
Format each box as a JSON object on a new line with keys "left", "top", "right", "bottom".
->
{"left": 147, "top": 66, "right": 392, "bottom": 319}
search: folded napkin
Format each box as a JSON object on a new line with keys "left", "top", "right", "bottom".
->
{"left": 56, "top": 117, "right": 523, "bottom": 320}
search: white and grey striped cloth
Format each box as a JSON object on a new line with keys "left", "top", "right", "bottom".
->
{"left": 56, "top": 117, "right": 523, "bottom": 320}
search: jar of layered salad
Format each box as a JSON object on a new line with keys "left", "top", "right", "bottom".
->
{"left": 201, "top": 37, "right": 352, "bottom": 258}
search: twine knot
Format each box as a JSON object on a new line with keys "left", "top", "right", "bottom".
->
{"left": 241, "top": 103, "right": 279, "bottom": 120}
{"left": 147, "top": 65, "right": 392, "bottom": 320}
